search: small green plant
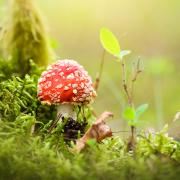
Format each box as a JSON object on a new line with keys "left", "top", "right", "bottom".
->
{"left": 99, "top": 27, "right": 148, "bottom": 150}
{"left": 123, "top": 104, "right": 149, "bottom": 127}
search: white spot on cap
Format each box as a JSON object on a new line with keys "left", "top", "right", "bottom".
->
{"left": 66, "top": 73, "right": 75, "bottom": 79}
{"left": 56, "top": 84, "right": 63, "bottom": 88}
{"left": 59, "top": 72, "right": 64, "bottom": 76}
{"left": 80, "top": 82, "right": 84, "bottom": 88}
{"left": 41, "top": 71, "right": 48, "bottom": 76}
{"left": 82, "top": 94, "right": 87, "bottom": 98}
{"left": 80, "top": 77, "right": 84, "bottom": 81}
{"left": 44, "top": 81, "right": 52, "bottom": 89}
{"left": 84, "top": 89, "right": 90, "bottom": 94}
{"left": 38, "top": 77, "right": 46, "bottom": 83}
{"left": 72, "top": 97, "right": 77, "bottom": 101}
{"left": 73, "top": 89, "right": 78, "bottom": 94}
{"left": 47, "top": 65, "right": 53, "bottom": 70}
{"left": 46, "top": 74, "right": 51, "bottom": 77}
{"left": 72, "top": 84, "right": 78, "bottom": 88}
{"left": 64, "top": 86, "right": 69, "bottom": 90}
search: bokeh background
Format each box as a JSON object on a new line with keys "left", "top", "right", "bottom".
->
{"left": 0, "top": 0, "right": 179, "bottom": 136}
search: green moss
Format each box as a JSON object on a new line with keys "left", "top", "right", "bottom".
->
{"left": 0, "top": 61, "right": 179, "bottom": 180}
{"left": 0, "top": 130, "right": 179, "bottom": 180}
{"left": 1, "top": 0, "right": 54, "bottom": 75}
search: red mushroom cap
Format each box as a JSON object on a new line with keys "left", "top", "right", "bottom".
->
{"left": 37, "top": 59, "right": 97, "bottom": 105}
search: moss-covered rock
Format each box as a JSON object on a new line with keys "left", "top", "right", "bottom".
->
{"left": 1, "top": 0, "right": 54, "bottom": 75}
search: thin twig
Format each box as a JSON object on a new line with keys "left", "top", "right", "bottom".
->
{"left": 121, "top": 59, "right": 132, "bottom": 106}
{"left": 121, "top": 57, "right": 143, "bottom": 151}
{"left": 94, "top": 50, "right": 106, "bottom": 91}
{"left": 131, "top": 57, "right": 142, "bottom": 99}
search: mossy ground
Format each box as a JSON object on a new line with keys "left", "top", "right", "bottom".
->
{"left": 0, "top": 60, "right": 180, "bottom": 180}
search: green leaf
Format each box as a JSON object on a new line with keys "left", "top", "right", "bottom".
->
{"left": 120, "top": 50, "right": 131, "bottom": 59}
{"left": 136, "top": 104, "right": 149, "bottom": 117}
{"left": 100, "top": 27, "right": 120, "bottom": 56}
{"left": 123, "top": 107, "right": 136, "bottom": 121}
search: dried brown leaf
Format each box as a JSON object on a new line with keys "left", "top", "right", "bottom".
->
{"left": 74, "top": 111, "right": 113, "bottom": 152}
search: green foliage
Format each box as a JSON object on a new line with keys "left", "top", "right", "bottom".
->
{"left": 123, "top": 107, "right": 136, "bottom": 121}
{"left": 100, "top": 28, "right": 131, "bottom": 61}
{"left": 0, "top": 123, "right": 179, "bottom": 180}
{"left": 0, "top": 21, "right": 178, "bottom": 179}
{"left": 0, "top": 59, "right": 94, "bottom": 138}
{"left": 1, "top": 0, "right": 54, "bottom": 75}
{"left": 99, "top": 27, "right": 146, "bottom": 130}
{"left": 100, "top": 27, "right": 120, "bottom": 57}
{"left": 0, "top": 58, "right": 17, "bottom": 81}
{"left": 123, "top": 104, "right": 149, "bottom": 126}
{"left": 0, "top": 60, "right": 56, "bottom": 126}
{"left": 136, "top": 104, "right": 149, "bottom": 118}
{"left": 0, "top": 61, "right": 179, "bottom": 179}
{"left": 137, "top": 125, "right": 180, "bottom": 162}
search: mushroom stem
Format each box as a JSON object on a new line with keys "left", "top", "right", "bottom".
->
{"left": 57, "top": 104, "right": 77, "bottom": 121}
{"left": 49, "top": 104, "right": 77, "bottom": 133}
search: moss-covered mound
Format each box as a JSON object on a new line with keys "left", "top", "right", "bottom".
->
{"left": 1, "top": 0, "right": 54, "bottom": 75}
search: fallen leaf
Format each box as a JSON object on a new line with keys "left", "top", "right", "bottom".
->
{"left": 74, "top": 111, "right": 113, "bottom": 152}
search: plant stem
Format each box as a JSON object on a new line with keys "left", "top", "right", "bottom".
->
{"left": 131, "top": 126, "right": 135, "bottom": 139}
{"left": 130, "top": 58, "right": 142, "bottom": 142}
{"left": 131, "top": 58, "right": 142, "bottom": 100}
{"left": 48, "top": 104, "right": 76, "bottom": 134}
{"left": 121, "top": 57, "right": 142, "bottom": 151}
{"left": 94, "top": 50, "right": 106, "bottom": 91}
{"left": 121, "top": 59, "right": 132, "bottom": 106}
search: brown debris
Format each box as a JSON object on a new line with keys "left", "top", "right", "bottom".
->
{"left": 74, "top": 111, "right": 113, "bottom": 152}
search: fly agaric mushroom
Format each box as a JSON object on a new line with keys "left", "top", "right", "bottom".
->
{"left": 37, "top": 59, "right": 97, "bottom": 129}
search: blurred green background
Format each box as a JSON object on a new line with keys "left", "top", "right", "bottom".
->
{"left": 0, "top": 0, "right": 179, "bottom": 136}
